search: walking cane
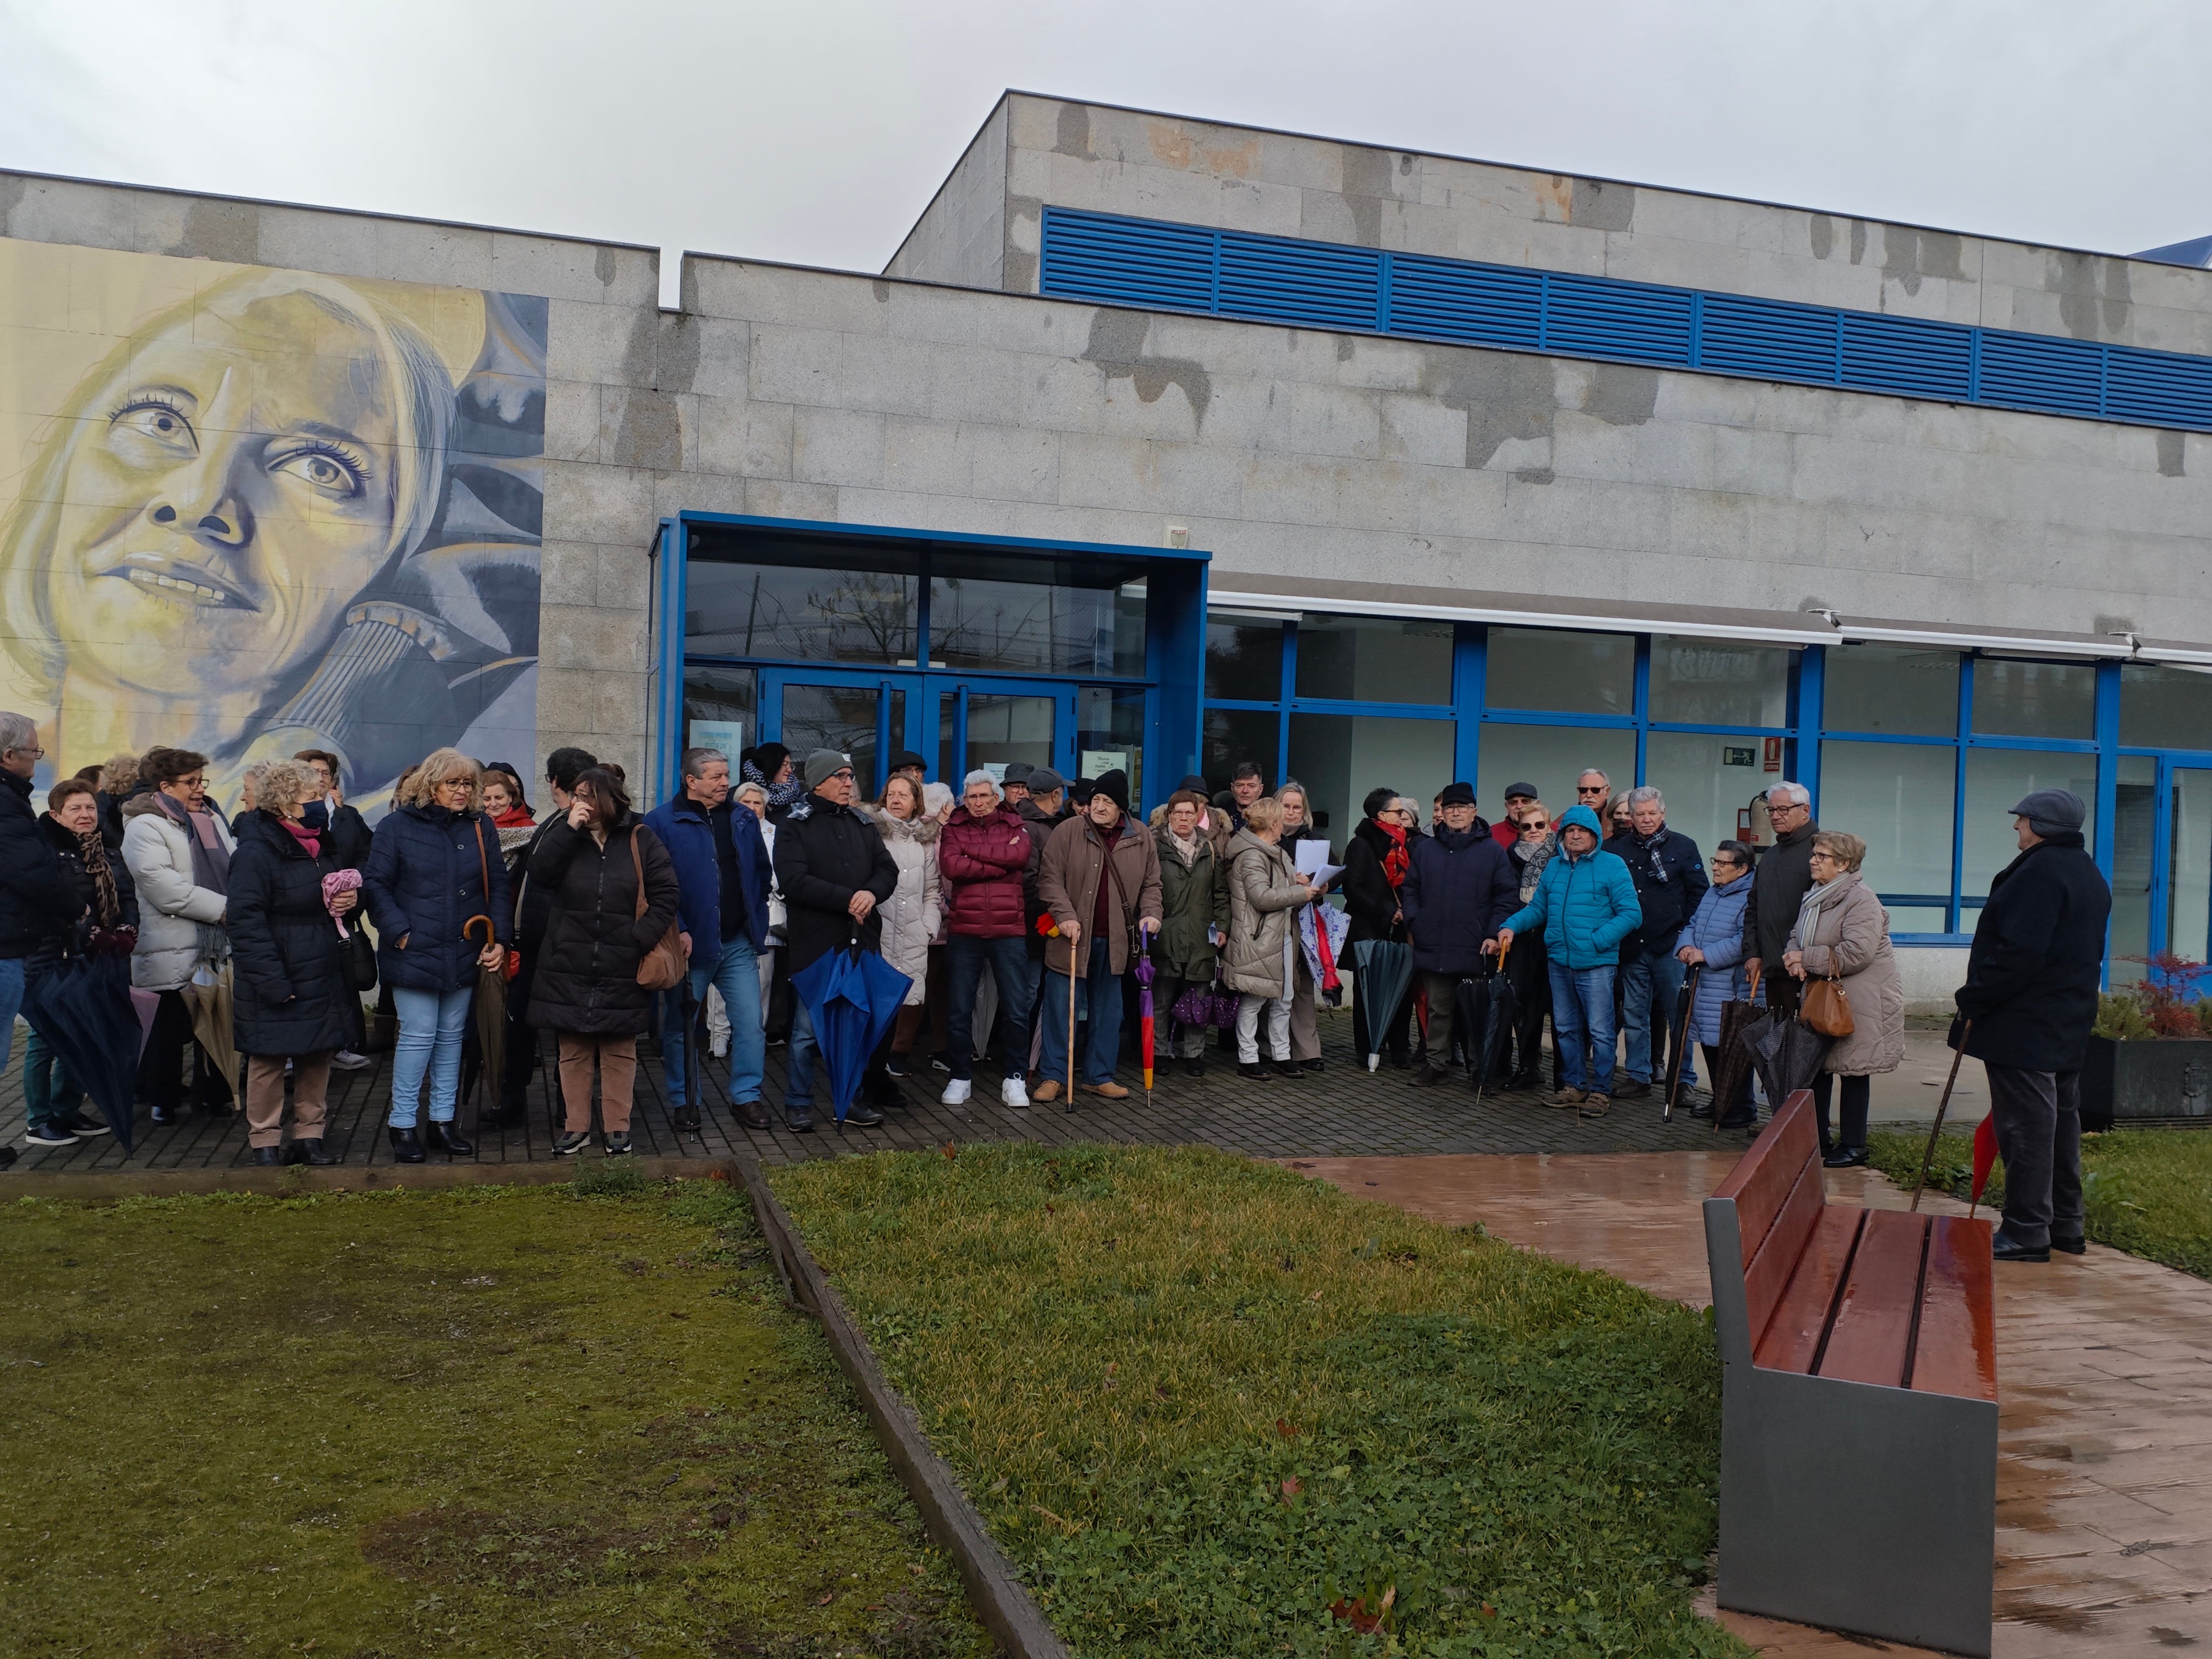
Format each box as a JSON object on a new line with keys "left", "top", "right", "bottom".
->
{"left": 1064, "top": 935, "right": 1080, "bottom": 1116}
{"left": 681, "top": 974, "right": 700, "bottom": 1136}
{"left": 1911, "top": 1020, "right": 1971, "bottom": 1212}
{"left": 1663, "top": 963, "right": 1700, "bottom": 1122}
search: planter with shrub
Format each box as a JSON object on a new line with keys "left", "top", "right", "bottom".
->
{"left": 2082, "top": 956, "right": 2212, "bottom": 1128}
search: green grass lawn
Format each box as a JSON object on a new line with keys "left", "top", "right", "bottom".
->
{"left": 1868, "top": 1127, "right": 2212, "bottom": 1279}
{"left": 0, "top": 1169, "right": 988, "bottom": 1659}
{"left": 773, "top": 1143, "right": 1744, "bottom": 1659}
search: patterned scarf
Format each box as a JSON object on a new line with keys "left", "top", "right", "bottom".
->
{"left": 75, "top": 828, "right": 120, "bottom": 928}
{"left": 743, "top": 757, "right": 807, "bottom": 817}
{"left": 153, "top": 790, "right": 230, "bottom": 895}
{"left": 1377, "top": 819, "right": 1411, "bottom": 889}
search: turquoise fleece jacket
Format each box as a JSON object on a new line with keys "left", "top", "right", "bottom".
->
{"left": 1502, "top": 804, "right": 1643, "bottom": 969}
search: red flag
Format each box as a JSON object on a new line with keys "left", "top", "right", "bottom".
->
{"left": 1970, "top": 1114, "right": 2000, "bottom": 1208}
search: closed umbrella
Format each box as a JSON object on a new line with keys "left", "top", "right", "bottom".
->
{"left": 1471, "top": 942, "right": 1521, "bottom": 1105}
{"left": 1743, "top": 1009, "right": 1830, "bottom": 1117}
{"left": 1352, "top": 939, "right": 1414, "bottom": 1073}
{"left": 1134, "top": 936, "right": 1156, "bottom": 1100}
{"left": 178, "top": 957, "right": 239, "bottom": 1110}
{"left": 1707, "top": 971, "right": 1766, "bottom": 1134}
{"left": 790, "top": 941, "right": 911, "bottom": 1124}
{"left": 1662, "top": 964, "right": 1702, "bottom": 1121}
{"left": 22, "top": 945, "right": 141, "bottom": 1151}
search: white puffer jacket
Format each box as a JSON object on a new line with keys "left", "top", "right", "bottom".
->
{"left": 865, "top": 807, "right": 941, "bottom": 1006}
{"left": 120, "top": 794, "right": 234, "bottom": 992}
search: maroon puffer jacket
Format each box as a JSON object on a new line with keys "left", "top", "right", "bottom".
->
{"left": 938, "top": 805, "right": 1036, "bottom": 938}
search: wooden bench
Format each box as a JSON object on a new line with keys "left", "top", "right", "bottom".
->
{"left": 1703, "top": 1091, "right": 1998, "bottom": 1657}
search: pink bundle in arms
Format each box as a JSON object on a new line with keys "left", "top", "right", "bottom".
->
{"left": 321, "top": 867, "right": 363, "bottom": 935}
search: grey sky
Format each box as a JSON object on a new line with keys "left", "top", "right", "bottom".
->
{"left": 3, "top": 0, "right": 2204, "bottom": 308}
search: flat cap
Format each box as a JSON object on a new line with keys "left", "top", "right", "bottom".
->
{"left": 2009, "top": 788, "right": 2086, "bottom": 833}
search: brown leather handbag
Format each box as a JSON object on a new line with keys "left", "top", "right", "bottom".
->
{"left": 628, "top": 827, "right": 687, "bottom": 991}
{"left": 1800, "top": 975, "right": 1856, "bottom": 1037}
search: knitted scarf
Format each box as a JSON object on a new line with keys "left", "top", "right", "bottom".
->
{"left": 75, "top": 827, "right": 121, "bottom": 928}
{"left": 744, "top": 757, "right": 807, "bottom": 817}
{"left": 153, "top": 790, "right": 230, "bottom": 895}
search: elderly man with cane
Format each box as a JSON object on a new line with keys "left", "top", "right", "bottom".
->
{"left": 1950, "top": 789, "right": 2109, "bottom": 1264}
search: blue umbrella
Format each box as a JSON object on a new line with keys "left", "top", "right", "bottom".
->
{"left": 790, "top": 944, "right": 912, "bottom": 1124}
{"left": 22, "top": 946, "right": 140, "bottom": 1151}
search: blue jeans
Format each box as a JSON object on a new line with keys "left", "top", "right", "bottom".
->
{"left": 1040, "top": 935, "right": 1124, "bottom": 1087}
{"left": 389, "top": 985, "right": 471, "bottom": 1127}
{"left": 781, "top": 998, "right": 820, "bottom": 1115}
{"left": 947, "top": 935, "right": 1035, "bottom": 1081}
{"left": 663, "top": 935, "right": 764, "bottom": 1107}
{"left": 23, "top": 1026, "right": 82, "bottom": 1129}
{"left": 0, "top": 956, "right": 23, "bottom": 1081}
{"left": 1548, "top": 961, "right": 1617, "bottom": 1095}
{"left": 1620, "top": 946, "right": 1694, "bottom": 1085}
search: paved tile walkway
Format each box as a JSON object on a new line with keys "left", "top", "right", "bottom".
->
{"left": 1287, "top": 1150, "right": 2212, "bottom": 1658}
{"left": 1, "top": 1008, "right": 1735, "bottom": 1184}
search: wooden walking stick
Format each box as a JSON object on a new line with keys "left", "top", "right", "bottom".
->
{"left": 1065, "top": 933, "right": 1080, "bottom": 1116}
{"left": 1911, "top": 1019, "right": 1971, "bottom": 1212}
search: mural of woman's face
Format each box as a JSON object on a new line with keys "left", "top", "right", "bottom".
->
{"left": 48, "top": 288, "right": 403, "bottom": 704}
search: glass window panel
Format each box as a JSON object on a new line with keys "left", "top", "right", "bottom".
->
{"left": 928, "top": 572, "right": 1145, "bottom": 676}
{"left": 2172, "top": 768, "right": 2212, "bottom": 967}
{"left": 777, "top": 683, "right": 903, "bottom": 802}
{"left": 1484, "top": 628, "right": 1634, "bottom": 716}
{"left": 1648, "top": 636, "right": 1791, "bottom": 728}
{"left": 1644, "top": 732, "right": 1779, "bottom": 863}
{"left": 1293, "top": 614, "right": 1454, "bottom": 704}
{"left": 1883, "top": 906, "right": 1952, "bottom": 934}
{"left": 682, "top": 665, "right": 757, "bottom": 765}
{"left": 1203, "top": 707, "right": 1280, "bottom": 798}
{"left": 2111, "top": 754, "right": 2156, "bottom": 987}
{"left": 1818, "top": 740, "right": 1958, "bottom": 912}
{"left": 686, "top": 558, "right": 918, "bottom": 665}
{"left": 1963, "top": 750, "right": 2098, "bottom": 896}
{"left": 1287, "top": 713, "right": 1456, "bottom": 855}
{"left": 941, "top": 693, "right": 1056, "bottom": 790}
{"left": 1077, "top": 687, "right": 1148, "bottom": 807}
{"left": 1475, "top": 723, "right": 1636, "bottom": 832}
{"left": 2120, "top": 663, "right": 2212, "bottom": 750}
{"left": 1972, "top": 659, "right": 2095, "bottom": 740}
{"left": 1206, "top": 615, "right": 1285, "bottom": 702}
{"left": 1823, "top": 644, "right": 1960, "bottom": 737}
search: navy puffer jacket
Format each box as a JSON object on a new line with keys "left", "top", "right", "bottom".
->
{"left": 363, "top": 804, "right": 513, "bottom": 994}
{"left": 1400, "top": 821, "right": 1521, "bottom": 976}
{"left": 227, "top": 813, "right": 355, "bottom": 1057}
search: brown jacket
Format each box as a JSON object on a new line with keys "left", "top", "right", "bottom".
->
{"left": 1037, "top": 811, "right": 1163, "bottom": 975}
{"left": 1785, "top": 872, "right": 1906, "bottom": 1077}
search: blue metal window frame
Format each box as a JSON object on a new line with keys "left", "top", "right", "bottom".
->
{"left": 660, "top": 512, "right": 1209, "bottom": 807}
{"left": 1041, "top": 207, "right": 2212, "bottom": 435}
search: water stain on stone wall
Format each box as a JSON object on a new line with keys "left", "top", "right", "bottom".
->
{"left": 1084, "top": 309, "right": 1211, "bottom": 429}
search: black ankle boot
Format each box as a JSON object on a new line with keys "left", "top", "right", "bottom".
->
{"left": 425, "top": 1121, "right": 474, "bottom": 1157}
{"left": 389, "top": 1126, "right": 425, "bottom": 1164}
{"left": 288, "top": 1138, "right": 336, "bottom": 1166}
{"left": 251, "top": 1145, "right": 283, "bottom": 1166}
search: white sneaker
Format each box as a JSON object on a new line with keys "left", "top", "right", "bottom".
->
{"left": 1001, "top": 1076, "right": 1030, "bottom": 1109}
{"left": 940, "top": 1078, "right": 972, "bottom": 1105}
{"left": 330, "top": 1050, "right": 371, "bottom": 1071}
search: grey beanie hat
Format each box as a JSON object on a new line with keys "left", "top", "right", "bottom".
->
{"left": 2009, "top": 787, "right": 2086, "bottom": 836}
{"left": 804, "top": 749, "right": 850, "bottom": 791}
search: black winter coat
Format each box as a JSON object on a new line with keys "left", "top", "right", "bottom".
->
{"left": 363, "top": 804, "right": 514, "bottom": 994}
{"left": 1606, "top": 825, "right": 1708, "bottom": 956}
{"left": 1742, "top": 820, "right": 1819, "bottom": 969}
{"left": 513, "top": 815, "right": 567, "bottom": 955}
{"left": 1400, "top": 824, "right": 1521, "bottom": 976}
{"left": 0, "top": 770, "right": 79, "bottom": 960}
{"left": 35, "top": 814, "right": 139, "bottom": 938}
{"left": 1951, "top": 833, "right": 2111, "bottom": 1074}
{"left": 526, "top": 814, "right": 682, "bottom": 1036}
{"left": 773, "top": 794, "right": 899, "bottom": 975}
{"left": 227, "top": 813, "right": 356, "bottom": 1057}
{"left": 1342, "top": 818, "right": 1412, "bottom": 945}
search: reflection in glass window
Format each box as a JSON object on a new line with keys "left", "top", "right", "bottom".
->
{"left": 1972, "top": 659, "right": 2095, "bottom": 740}
{"left": 2170, "top": 768, "right": 2212, "bottom": 968}
{"left": 1818, "top": 740, "right": 1957, "bottom": 908}
{"left": 1288, "top": 714, "right": 1455, "bottom": 853}
{"left": 2120, "top": 663, "right": 2212, "bottom": 750}
{"left": 1294, "top": 615, "right": 1454, "bottom": 704}
{"left": 1963, "top": 750, "right": 2097, "bottom": 895}
{"left": 1644, "top": 732, "right": 1776, "bottom": 862}
{"left": 2110, "top": 754, "right": 2156, "bottom": 986}
{"left": 1203, "top": 707, "right": 1280, "bottom": 797}
{"left": 1823, "top": 645, "right": 1960, "bottom": 737}
{"left": 779, "top": 684, "right": 903, "bottom": 801}
{"left": 942, "top": 694, "right": 1055, "bottom": 790}
{"left": 687, "top": 559, "right": 918, "bottom": 664}
{"left": 1484, "top": 628, "right": 1634, "bottom": 716}
{"left": 1882, "top": 906, "right": 1952, "bottom": 934}
{"left": 1206, "top": 615, "right": 1285, "bottom": 702}
{"left": 929, "top": 574, "right": 1145, "bottom": 676}
{"left": 682, "top": 664, "right": 758, "bottom": 762}
{"left": 1078, "top": 687, "right": 1148, "bottom": 806}
{"left": 1475, "top": 723, "right": 1636, "bottom": 827}
{"left": 1648, "top": 637, "right": 1790, "bottom": 727}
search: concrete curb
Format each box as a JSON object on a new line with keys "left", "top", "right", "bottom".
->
{"left": 732, "top": 1152, "right": 1071, "bottom": 1659}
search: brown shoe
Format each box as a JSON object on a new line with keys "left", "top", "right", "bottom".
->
{"left": 1550, "top": 1087, "right": 1585, "bottom": 1107}
{"left": 1032, "top": 1080, "right": 1063, "bottom": 1104}
{"left": 1082, "top": 1080, "right": 1129, "bottom": 1100}
{"left": 1578, "top": 1095, "right": 1611, "bottom": 1118}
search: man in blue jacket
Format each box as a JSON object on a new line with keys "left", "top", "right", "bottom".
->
{"left": 644, "top": 747, "right": 774, "bottom": 1133}
{"left": 1400, "top": 782, "right": 1520, "bottom": 1088}
{"left": 1495, "top": 803, "right": 1643, "bottom": 1117}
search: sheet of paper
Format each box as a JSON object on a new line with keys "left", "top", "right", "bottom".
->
{"left": 1294, "top": 838, "right": 1342, "bottom": 888}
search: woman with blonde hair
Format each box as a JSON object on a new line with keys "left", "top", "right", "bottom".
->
{"left": 363, "top": 747, "right": 510, "bottom": 1163}
{"left": 867, "top": 773, "right": 943, "bottom": 1079}
{"left": 1222, "top": 794, "right": 1319, "bottom": 1081}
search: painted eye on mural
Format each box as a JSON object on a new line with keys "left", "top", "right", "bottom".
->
{"left": 268, "top": 441, "right": 369, "bottom": 500}
{"left": 107, "top": 395, "right": 198, "bottom": 453}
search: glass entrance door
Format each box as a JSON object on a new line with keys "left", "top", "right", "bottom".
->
{"left": 761, "top": 670, "right": 910, "bottom": 801}
{"left": 2110, "top": 757, "right": 2212, "bottom": 984}
{"left": 2170, "top": 767, "right": 2212, "bottom": 966}
{"left": 936, "top": 682, "right": 1064, "bottom": 787}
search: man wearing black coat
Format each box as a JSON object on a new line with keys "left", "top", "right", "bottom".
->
{"left": 1951, "top": 790, "right": 2111, "bottom": 1264}
{"left": 1741, "top": 781, "right": 1818, "bottom": 1021}
{"left": 1608, "top": 786, "right": 1708, "bottom": 1099}
{"left": 0, "top": 713, "right": 83, "bottom": 1115}
{"left": 1400, "top": 783, "right": 1520, "bottom": 1088}
{"left": 771, "top": 750, "right": 899, "bottom": 1132}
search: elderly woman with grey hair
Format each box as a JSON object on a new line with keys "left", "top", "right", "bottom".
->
{"left": 1784, "top": 829, "right": 1904, "bottom": 1167}
{"left": 936, "top": 767, "right": 1038, "bottom": 1108}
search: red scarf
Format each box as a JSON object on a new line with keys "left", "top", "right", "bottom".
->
{"left": 281, "top": 817, "right": 323, "bottom": 858}
{"left": 1377, "top": 819, "right": 1411, "bottom": 889}
{"left": 494, "top": 805, "right": 536, "bottom": 829}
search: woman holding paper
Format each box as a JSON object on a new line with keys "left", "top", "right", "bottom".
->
{"left": 1274, "top": 783, "right": 1332, "bottom": 1074}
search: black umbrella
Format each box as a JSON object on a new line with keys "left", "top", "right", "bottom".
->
{"left": 1470, "top": 946, "right": 1522, "bottom": 1104}
{"left": 1662, "top": 964, "right": 1701, "bottom": 1121}
{"left": 1706, "top": 965, "right": 1766, "bottom": 1132}
{"left": 1352, "top": 940, "right": 1415, "bottom": 1073}
{"left": 1743, "top": 1010, "right": 1830, "bottom": 1119}
{"left": 22, "top": 945, "right": 140, "bottom": 1151}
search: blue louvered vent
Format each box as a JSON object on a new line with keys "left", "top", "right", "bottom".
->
{"left": 1700, "top": 294, "right": 1839, "bottom": 383}
{"left": 1217, "top": 232, "right": 1381, "bottom": 331}
{"left": 1037, "top": 206, "right": 2212, "bottom": 433}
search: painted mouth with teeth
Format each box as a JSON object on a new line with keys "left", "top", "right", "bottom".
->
{"left": 103, "top": 555, "right": 257, "bottom": 611}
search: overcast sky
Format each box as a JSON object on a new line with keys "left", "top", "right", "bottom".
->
{"left": 3, "top": 0, "right": 2204, "bottom": 305}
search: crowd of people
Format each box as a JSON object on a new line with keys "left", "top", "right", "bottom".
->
{"left": 0, "top": 709, "right": 2113, "bottom": 1257}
